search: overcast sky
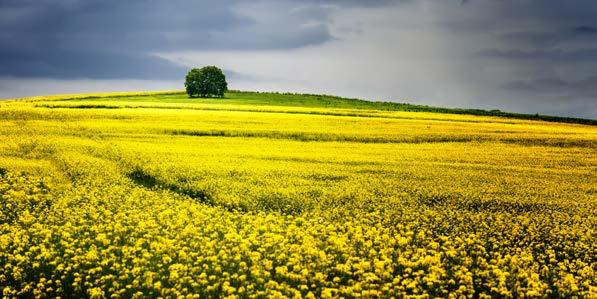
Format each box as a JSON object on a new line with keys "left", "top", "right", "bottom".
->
{"left": 1, "top": 0, "right": 596, "bottom": 118}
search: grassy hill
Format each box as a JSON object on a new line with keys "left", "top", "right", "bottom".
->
{"left": 0, "top": 91, "right": 596, "bottom": 298}
{"left": 11, "top": 90, "right": 596, "bottom": 125}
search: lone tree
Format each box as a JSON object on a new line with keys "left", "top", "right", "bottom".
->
{"left": 185, "top": 66, "right": 228, "bottom": 98}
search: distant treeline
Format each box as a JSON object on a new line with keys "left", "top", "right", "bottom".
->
{"left": 229, "top": 90, "right": 596, "bottom": 126}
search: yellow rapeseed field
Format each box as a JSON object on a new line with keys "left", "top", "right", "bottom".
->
{"left": 0, "top": 91, "right": 595, "bottom": 298}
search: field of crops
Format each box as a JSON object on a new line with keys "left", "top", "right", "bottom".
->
{"left": 0, "top": 91, "right": 595, "bottom": 298}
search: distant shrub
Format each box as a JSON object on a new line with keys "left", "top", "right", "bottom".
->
{"left": 185, "top": 66, "right": 228, "bottom": 98}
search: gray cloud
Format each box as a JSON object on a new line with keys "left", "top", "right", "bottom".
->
{"left": 503, "top": 76, "right": 597, "bottom": 98}
{"left": 0, "top": 0, "right": 344, "bottom": 79}
{"left": 575, "top": 26, "right": 597, "bottom": 34}
{"left": 0, "top": 48, "right": 186, "bottom": 79}
{"left": 499, "top": 76, "right": 597, "bottom": 117}
{"left": 496, "top": 27, "right": 597, "bottom": 49}
{"left": 478, "top": 49, "right": 597, "bottom": 63}
{"left": 433, "top": 0, "right": 597, "bottom": 117}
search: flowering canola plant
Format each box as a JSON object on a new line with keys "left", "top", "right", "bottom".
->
{"left": 0, "top": 91, "right": 596, "bottom": 298}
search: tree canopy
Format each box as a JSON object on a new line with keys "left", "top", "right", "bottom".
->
{"left": 185, "top": 66, "right": 228, "bottom": 98}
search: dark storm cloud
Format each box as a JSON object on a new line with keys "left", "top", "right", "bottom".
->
{"left": 2, "top": 0, "right": 338, "bottom": 51}
{"left": 478, "top": 49, "right": 597, "bottom": 63}
{"left": 449, "top": 0, "right": 597, "bottom": 117}
{"left": 499, "top": 76, "right": 597, "bottom": 117}
{"left": 495, "top": 26, "right": 597, "bottom": 49}
{"left": 0, "top": 0, "right": 346, "bottom": 79}
{"left": 575, "top": 26, "right": 597, "bottom": 35}
{"left": 502, "top": 76, "right": 597, "bottom": 98}
{"left": 0, "top": 48, "right": 186, "bottom": 79}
